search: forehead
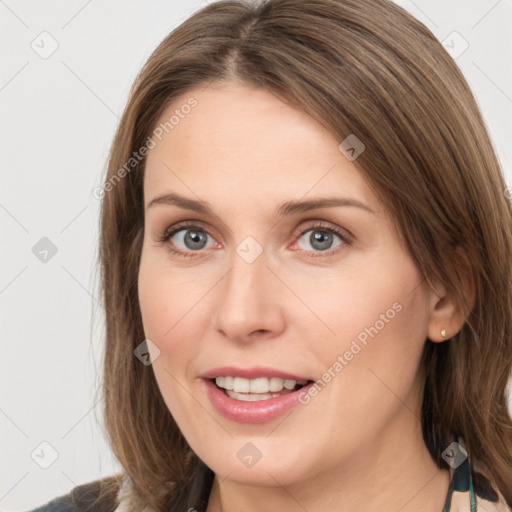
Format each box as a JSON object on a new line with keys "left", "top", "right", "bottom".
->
{"left": 143, "top": 82, "right": 377, "bottom": 213}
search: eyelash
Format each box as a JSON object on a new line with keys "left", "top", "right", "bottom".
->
{"left": 156, "top": 221, "right": 353, "bottom": 259}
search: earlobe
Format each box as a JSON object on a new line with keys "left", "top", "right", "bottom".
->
{"left": 426, "top": 247, "right": 475, "bottom": 343}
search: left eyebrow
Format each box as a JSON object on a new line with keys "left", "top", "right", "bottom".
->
{"left": 275, "top": 197, "right": 375, "bottom": 218}
{"left": 146, "top": 192, "right": 375, "bottom": 218}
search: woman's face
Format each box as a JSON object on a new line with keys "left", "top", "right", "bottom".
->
{"left": 138, "top": 81, "right": 435, "bottom": 487}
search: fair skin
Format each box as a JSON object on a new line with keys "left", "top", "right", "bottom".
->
{"left": 138, "top": 81, "right": 466, "bottom": 512}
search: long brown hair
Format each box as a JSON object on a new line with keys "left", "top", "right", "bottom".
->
{"left": 95, "top": 0, "right": 512, "bottom": 508}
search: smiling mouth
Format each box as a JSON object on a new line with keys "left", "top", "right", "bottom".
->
{"left": 211, "top": 377, "right": 313, "bottom": 402}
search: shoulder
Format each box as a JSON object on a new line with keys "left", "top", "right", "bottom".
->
{"left": 27, "top": 475, "right": 122, "bottom": 512}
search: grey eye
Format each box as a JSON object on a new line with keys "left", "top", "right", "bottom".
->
{"left": 297, "top": 229, "right": 342, "bottom": 252}
{"left": 175, "top": 229, "right": 210, "bottom": 250}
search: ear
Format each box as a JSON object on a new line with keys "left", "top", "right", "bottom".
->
{"left": 426, "top": 247, "right": 476, "bottom": 342}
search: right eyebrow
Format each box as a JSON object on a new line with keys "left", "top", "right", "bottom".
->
{"left": 147, "top": 192, "right": 214, "bottom": 215}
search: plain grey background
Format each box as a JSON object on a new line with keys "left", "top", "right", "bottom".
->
{"left": 1, "top": 1, "right": 511, "bottom": 510}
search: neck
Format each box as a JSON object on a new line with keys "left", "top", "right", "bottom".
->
{"left": 206, "top": 409, "right": 450, "bottom": 512}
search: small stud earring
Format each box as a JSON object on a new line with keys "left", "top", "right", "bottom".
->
{"left": 441, "top": 328, "right": 447, "bottom": 339}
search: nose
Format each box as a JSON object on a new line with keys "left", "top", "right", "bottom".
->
{"left": 211, "top": 243, "right": 286, "bottom": 343}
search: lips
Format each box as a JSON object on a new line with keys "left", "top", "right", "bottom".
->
{"left": 200, "top": 366, "right": 315, "bottom": 423}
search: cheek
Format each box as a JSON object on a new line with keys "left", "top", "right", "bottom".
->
{"left": 305, "top": 246, "right": 426, "bottom": 367}
{"left": 311, "top": 255, "right": 429, "bottom": 424}
{"left": 283, "top": 249, "right": 427, "bottom": 359}
{"left": 138, "top": 259, "right": 205, "bottom": 432}
{"left": 137, "top": 250, "right": 214, "bottom": 392}
{"left": 285, "top": 279, "right": 427, "bottom": 464}
{"left": 138, "top": 247, "right": 205, "bottom": 345}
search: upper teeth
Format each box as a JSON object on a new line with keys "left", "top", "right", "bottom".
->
{"left": 215, "top": 376, "right": 308, "bottom": 394}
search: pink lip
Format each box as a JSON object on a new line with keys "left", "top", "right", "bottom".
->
{"left": 200, "top": 366, "right": 312, "bottom": 381}
{"left": 201, "top": 370, "right": 315, "bottom": 424}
